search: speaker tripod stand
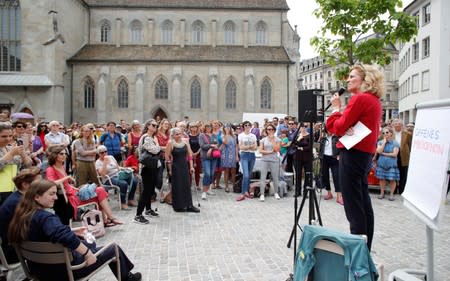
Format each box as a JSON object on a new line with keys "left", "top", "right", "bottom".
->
{"left": 286, "top": 172, "right": 323, "bottom": 249}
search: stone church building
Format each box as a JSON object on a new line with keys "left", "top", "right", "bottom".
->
{"left": 1, "top": 0, "right": 300, "bottom": 124}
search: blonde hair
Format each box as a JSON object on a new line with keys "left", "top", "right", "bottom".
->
{"left": 352, "top": 64, "right": 385, "bottom": 98}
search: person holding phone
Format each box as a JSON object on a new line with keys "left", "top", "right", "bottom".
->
{"left": 0, "top": 122, "right": 32, "bottom": 205}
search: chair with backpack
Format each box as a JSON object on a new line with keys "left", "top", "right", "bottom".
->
{"left": 294, "top": 225, "right": 382, "bottom": 281}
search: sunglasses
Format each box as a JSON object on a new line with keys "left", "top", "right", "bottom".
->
{"left": 99, "top": 151, "right": 107, "bottom": 154}
{"left": 244, "top": 124, "right": 251, "bottom": 127}
{"left": 383, "top": 131, "right": 390, "bottom": 134}
{"left": 15, "top": 125, "right": 24, "bottom": 128}
{"left": 150, "top": 124, "right": 157, "bottom": 127}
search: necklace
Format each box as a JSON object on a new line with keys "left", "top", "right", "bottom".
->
{"left": 172, "top": 140, "right": 185, "bottom": 148}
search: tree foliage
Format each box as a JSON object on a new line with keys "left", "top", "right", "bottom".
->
{"left": 311, "top": 0, "right": 418, "bottom": 79}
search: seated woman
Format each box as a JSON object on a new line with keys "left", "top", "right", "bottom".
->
{"left": 8, "top": 179, "right": 142, "bottom": 281}
{"left": 0, "top": 167, "right": 41, "bottom": 263}
{"left": 95, "top": 145, "right": 138, "bottom": 210}
{"left": 45, "top": 145, "right": 122, "bottom": 225}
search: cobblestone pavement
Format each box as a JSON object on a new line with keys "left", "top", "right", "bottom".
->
{"left": 84, "top": 185, "right": 450, "bottom": 281}
{"left": 7, "top": 185, "right": 445, "bottom": 281}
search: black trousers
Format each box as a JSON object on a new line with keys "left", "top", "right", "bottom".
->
{"left": 322, "top": 155, "right": 340, "bottom": 192}
{"left": 397, "top": 155, "right": 408, "bottom": 194}
{"left": 29, "top": 242, "right": 134, "bottom": 281}
{"left": 339, "top": 149, "right": 374, "bottom": 250}
{"left": 137, "top": 165, "right": 158, "bottom": 215}
{"left": 293, "top": 158, "right": 312, "bottom": 196}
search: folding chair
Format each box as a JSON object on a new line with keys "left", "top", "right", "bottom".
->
{"left": 97, "top": 174, "right": 122, "bottom": 209}
{"left": 0, "top": 238, "right": 21, "bottom": 280}
{"left": 294, "top": 225, "right": 382, "bottom": 281}
{"left": 14, "top": 241, "right": 121, "bottom": 281}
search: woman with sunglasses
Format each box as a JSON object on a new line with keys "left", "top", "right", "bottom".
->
{"left": 236, "top": 121, "right": 257, "bottom": 201}
{"left": 375, "top": 127, "right": 400, "bottom": 200}
{"left": 257, "top": 124, "right": 281, "bottom": 201}
{"left": 45, "top": 145, "right": 121, "bottom": 225}
{"left": 133, "top": 119, "right": 161, "bottom": 224}
{"left": 0, "top": 121, "right": 32, "bottom": 205}
{"left": 8, "top": 179, "right": 142, "bottom": 281}
{"left": 326, "top": 64, "right": 384, "bottom": 251}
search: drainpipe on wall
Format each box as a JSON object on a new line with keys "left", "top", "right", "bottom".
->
{"left": 286, "top": 64, "right": 290, "bottom": 116}
{"left": 70, "top": 63, "right": 73, "bottom": 123}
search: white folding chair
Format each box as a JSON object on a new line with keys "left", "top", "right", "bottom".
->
{"left": 97, "top": 174, "right": 122, "bottom": 209}
{"left": 0, "top": 238, "right": 22, "bottom": 280}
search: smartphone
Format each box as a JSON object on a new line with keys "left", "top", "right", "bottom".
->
{"left": 16, "top": 139, "right": 23, "bottom": 146}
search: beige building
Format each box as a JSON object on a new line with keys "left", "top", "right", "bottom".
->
{"left": 298, "top": 37, "right": 399, "bottom": 123}
{"left": 0, "top": 0, "right": 300, "bottom": 124}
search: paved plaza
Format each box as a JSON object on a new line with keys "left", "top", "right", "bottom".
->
{"left": 9, "top": 185, "right": 449, "bottom": 281}
{"left": 82, "top": 185, "right": 449, "bottom": 281}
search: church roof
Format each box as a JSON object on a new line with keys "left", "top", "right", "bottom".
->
{"left": 68, "top": 45, "right": 293, "bottom": 64}
{"left": 83, "top": 0, "right": 289, "bottom": 10}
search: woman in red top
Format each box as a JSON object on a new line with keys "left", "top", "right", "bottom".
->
{"left": 127, "top": 120, "right": 142, "bottom": 155}
{"left": 45, "top": 145, "right": 122, "bottom": 225}
{"left": 155, "top": 119, "right": 171, "bottom": 191}
{"left": 326, "top": 64, "right": 383, "bottom": 251}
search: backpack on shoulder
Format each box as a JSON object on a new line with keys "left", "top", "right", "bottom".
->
{"left": 81, "top": 209, "right": 105, "bottom": 238}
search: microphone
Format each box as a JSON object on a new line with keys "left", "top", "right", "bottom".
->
{"left": 324, "top": 88, "right": 346, "bottom": 111}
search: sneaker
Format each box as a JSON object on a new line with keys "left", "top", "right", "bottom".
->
{"left": 144, "top": 209, "right": 159, "bottom": 217}
{"left": 133, "top": 215, "right": 149, "bottom": 225}
{"left": 259, "top": 194, "right": 265, "bottom": 202}
{"left": 186, "top": 206, "right": 200, "bottom": 213}
{"left": 206, "top": 190, "right": 216, "bottom": 195}
{"left": 126, "top": 272, "right": 142, "bottom": 281}
{"left": 201, "top": 192, "right": 207, "bottom": 200}
{"left": 324, "top": 193, "right": 333, "bottom": 200}
{"left": 236, "top": 194, "right": 246, "bottom": 201}
{"left": 274, "top": 193, "right": 281, "bottom": 200}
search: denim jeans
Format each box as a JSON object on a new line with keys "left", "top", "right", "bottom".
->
{"left": 201, "top": 158, "right": 218, "bottom": 186}
{"left": 110, "top": 175, "right": 137, "bottom": 203}
{"left": 239, "top": 152, "right": 255, "bottom": 194}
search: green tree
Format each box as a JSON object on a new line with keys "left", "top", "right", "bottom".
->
{"left": 311, "top": 0, "right": 417, "bottom": 79}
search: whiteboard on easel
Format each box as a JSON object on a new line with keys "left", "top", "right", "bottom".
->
{"left": 402, "top": 99, "right": 450, "bottom": 231}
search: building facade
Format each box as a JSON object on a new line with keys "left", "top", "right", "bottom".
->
{"left": 398, "top": 0, "right": 450, "bottom": 123}
{"left": 0, "top": 0, "right": 300, "bottom": 124}
{"left": 298, "top": 49, "right": 399, "bottom": 123}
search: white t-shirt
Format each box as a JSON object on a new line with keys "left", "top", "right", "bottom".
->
{"left": 238, "top": 132, "right": 257, "bottom": 153}
{"left": 95, "top": 155, "right": 119, "bottom": 178}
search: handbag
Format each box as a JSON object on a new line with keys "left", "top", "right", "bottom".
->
{"left": 139, "top": 136, "right": 160, "bottom": 168}
{"left": 118, "top": 169, "right": 132, "bottom": 181}
{"left": 139, "top": 150, "right": 160, "bottom": 168}
{"left": 208, "top": 148, "right": 221, "bottom": 159}
{"left": 81, "top": 209, "right": 105, "bottom": 238}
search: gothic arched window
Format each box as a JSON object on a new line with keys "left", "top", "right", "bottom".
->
{"left": 190, "top": 79, "right": 201, "bottom": 109}
{"left": 84, "top": 78, "right": 95, "bottom": 108}
{"left": 225, "top": 80, "right": 237, "bottom": 109}
{"left": 0, "top": 0, "right": 21, "bottom": 71}
{"left": 118, "top": 79, "right": 128, "bottom": 108}
{"left": 155, "top": 78, "right": 168, "bottom": 99}
{"left": 260, "top": 79, "right": 272, "bottom": 109}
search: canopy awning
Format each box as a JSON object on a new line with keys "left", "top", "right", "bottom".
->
{"left": 0, "top": 74, "right": 53, "bottom": 86}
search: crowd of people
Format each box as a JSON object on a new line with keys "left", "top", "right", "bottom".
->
{"left": 0, "top": 64, "right": 421, "bottom": 279}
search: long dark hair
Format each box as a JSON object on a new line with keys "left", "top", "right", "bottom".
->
{"left": 46, "top": 144, "right": 66, "bottom": 166}
{"left": 8, "top": 179, "right": 57, "bottom": 244}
